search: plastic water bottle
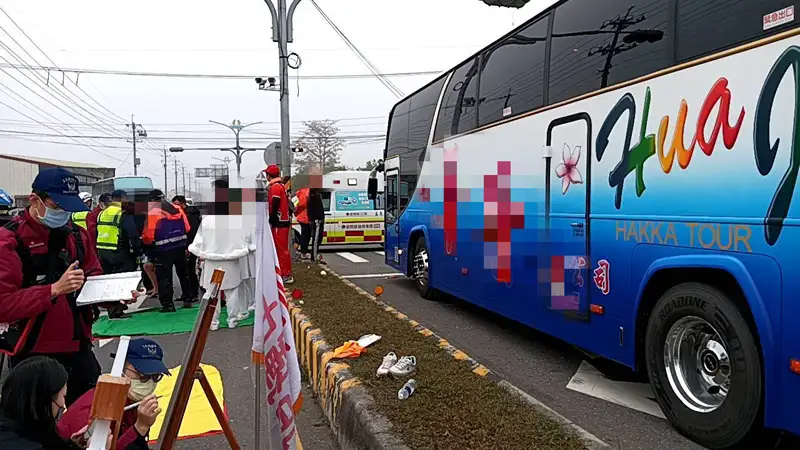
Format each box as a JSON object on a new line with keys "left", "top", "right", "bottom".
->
{"left": 398, "top": 379, "right": 417, "bottom": 400}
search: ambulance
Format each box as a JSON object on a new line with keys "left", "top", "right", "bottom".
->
{"left": 292, "top": 170, "right": 384, "bottom": 246}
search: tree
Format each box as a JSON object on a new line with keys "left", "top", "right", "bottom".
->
{"left": 356, "top": 159, "right": 380, "bottom": 171}
{"left": 293, "top": 119, "right": 345, "bottom": 174}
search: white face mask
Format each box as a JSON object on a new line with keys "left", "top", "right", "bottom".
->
{"left": 128, "top": 379, "right": 157, "bottom": 402}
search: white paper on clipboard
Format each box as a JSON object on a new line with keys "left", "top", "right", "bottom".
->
{"left": 75, "top": 271, "right": 143, "bottom": 306}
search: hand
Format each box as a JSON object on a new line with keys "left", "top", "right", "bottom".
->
{"left": 51, "top": 261, "right": 84, "bottom": 297}
{"left": 134, "top": 395, "right": 162, "bottom": 436}
{"left": 123, "top": 289, "right": 146, "bottom": 304}
{"left": 70, "top": 425, "right": 89, "bottom": 448}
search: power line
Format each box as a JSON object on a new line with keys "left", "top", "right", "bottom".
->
{"left": 308, "top": 0, "right": 404, "bottom": 98}
{"left": 0, "top": 62, "right": 441, "bottom": 80}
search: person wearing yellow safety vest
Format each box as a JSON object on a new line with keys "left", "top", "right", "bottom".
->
{"left": 70, "top": 192, "right": 93, "bottom": 230}
{"left": 96, "top": 190, "right": 143, "bottom": 319}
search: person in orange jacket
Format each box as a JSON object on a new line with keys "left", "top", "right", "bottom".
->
{"left": 292, "top": 187, "right": 311, "bottom": 259}
{"left": 142, "top": 189, "right": 192, "bottom": 312}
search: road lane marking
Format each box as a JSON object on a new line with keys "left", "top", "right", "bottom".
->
{"left": 99, "top": 338, "right": 113, "bottom": 348}
{"left": 375, "top": 251, "right": 385, "bottom": 256}
{"left": 336, "top": 252, "right": 369, "bottom": 263}
{"left": 341, "top": 273, "right": 403, "bottom": 279}
{"left": 566, "top": 360, "right": 666, "bottom": 419}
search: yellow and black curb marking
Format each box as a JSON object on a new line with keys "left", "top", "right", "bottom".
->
{"left": 289, "top": 302, "right": 410, "bottom": 450}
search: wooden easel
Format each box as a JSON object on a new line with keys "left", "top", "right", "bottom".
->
{"left": 156, "top": 269, "right": 240, "bottom": 450}
{"left": 87, "top": 336, "right": 132, "bottom": 450}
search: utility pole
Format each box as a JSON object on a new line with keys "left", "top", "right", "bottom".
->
{"left": 589, "top": 6, "right": 645, "bottom": 87}
{"left": 173, "top": 158, "right": 179, "bottom": 197}
{"left": 126, "top": 115, "right": 147, "bottom": 176}
{"left": 182, "top": 165, "right": 186, "bottom": 195}
{"left": 262, "top": 0, "right": 302, "bottom": 179}
{"left": 162, "top": 147, "right": 168, "bottom": 192}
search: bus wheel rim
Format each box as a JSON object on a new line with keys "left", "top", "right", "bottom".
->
{"left": 664, "top": 315, "right": 731, "bottom": 413}
{"left": 414, "top": 248, "right": 429, "bottom": 287}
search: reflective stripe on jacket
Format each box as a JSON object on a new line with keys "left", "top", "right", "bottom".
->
{"left": 143, "top": 202, "right": 191, "bottom": 252}
{"left": 96, "top": 204, "right": 123, "bottom": 251}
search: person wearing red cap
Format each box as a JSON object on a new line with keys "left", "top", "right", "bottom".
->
{"left": 264, "top": 165, "right": 293, "bottom": 284}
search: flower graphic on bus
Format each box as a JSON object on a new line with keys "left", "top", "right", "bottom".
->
{"left": 555, "top": 143, "right": 583, "bottom": 194}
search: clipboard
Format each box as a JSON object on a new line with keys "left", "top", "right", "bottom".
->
{"left": 76, "top": 271, "right": 143, "bottom": 306}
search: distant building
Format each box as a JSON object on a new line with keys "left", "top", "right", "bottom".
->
{"left": 0, "top": 154, "right": 115, "bottom": 207}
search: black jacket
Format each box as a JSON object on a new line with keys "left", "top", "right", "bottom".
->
{"left": 184, "top": 205, "right": 202, "bottom": 244}
{"left": 308, "top": 189, "right": 325, "bottom": 222}
{"left": 0, "top": 416, "right": 79, "bottom": 450}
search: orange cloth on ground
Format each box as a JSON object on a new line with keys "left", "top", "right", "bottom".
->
{"left": 332, "top": 341, "right": 366, "bottom": 359}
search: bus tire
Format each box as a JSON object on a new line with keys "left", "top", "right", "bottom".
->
{"left": 645, "top": 282, "right": 767, "bottom": 449}
{"left": 412, "top": 237, "right": 434, "bottom": 300}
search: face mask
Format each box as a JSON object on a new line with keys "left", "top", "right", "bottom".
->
{"left": 52, "top": 401, "right": 66, "bottom": 421}
{"left": 128, "top": 379, "right": 157, "bottom": 402}
{"left": 35, "top": 198, "right": 71, "bottom": 228}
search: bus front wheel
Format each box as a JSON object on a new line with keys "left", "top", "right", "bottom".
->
{"left": 645, "top": 282, "right": 769, "bottom": 449}
{"left": 412, "top": 238, "right": 434, "bottom": 300}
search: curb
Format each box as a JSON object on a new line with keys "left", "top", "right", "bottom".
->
{"left": 328, "top": 268, "right": 610, "bottom": 450}
{"left": 289, "top": 303, "right": 410, "bottom": 450}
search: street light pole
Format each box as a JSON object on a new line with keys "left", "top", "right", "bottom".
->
{"left": 208, "top": 119, "right": 263, "bottom": 180}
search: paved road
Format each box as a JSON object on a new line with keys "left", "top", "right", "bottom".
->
{"left": 314, "top": 246, "right": 712, "bottom": 450}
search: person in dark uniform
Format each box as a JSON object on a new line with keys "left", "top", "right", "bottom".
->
{"left": 172, "top": 195, "right": 201, "bottom": 303}
{"left": 0, "top": 168, "right": 138, "bottom": 406}
{"left": 143, "top": 189, "right": 192, "bottom": 313}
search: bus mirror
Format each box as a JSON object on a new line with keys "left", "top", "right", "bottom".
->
{"left": 367, "top": 178, "right": 378, "bottom": 200}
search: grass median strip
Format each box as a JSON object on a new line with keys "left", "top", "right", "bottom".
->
{"left": 293, "top": 265, "right": 587, "bottom": 450}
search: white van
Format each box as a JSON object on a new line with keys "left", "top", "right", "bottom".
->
{"left": 292, "top": 171, "right": 384, "bottom": 246}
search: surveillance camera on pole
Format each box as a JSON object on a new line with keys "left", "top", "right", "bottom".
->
{"left": 255, "top": 76, "right": 278, "bottom": 91}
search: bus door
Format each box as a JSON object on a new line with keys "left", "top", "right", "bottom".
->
{"left": 384, "top": 157, "right": 401, "bottom": 267}
{"left": 544, "top": 113, "right": 592, "bottom": 321}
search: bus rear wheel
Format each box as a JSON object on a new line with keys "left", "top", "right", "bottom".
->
{"left": 412, "top": 237, "right": 434, "bottom": 300}
{"left": 645, "top": 282, "right": 768, "bottom": 449}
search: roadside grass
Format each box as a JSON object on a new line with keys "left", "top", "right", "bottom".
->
{"left": 292, "top": 265, "right": 588, "bottom": 450}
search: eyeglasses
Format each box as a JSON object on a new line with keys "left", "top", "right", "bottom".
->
{"left": 124, "top": 367, "right": 163, "bottom": 383}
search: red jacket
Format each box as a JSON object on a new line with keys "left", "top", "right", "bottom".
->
{"left": 0, "top": 210, "right": 103, "bottom": 354}
{"left": 268, "top": 178, "right": 290, "bottom": 228}
{"left": 56, "top": 388, "right": 148, "bottom": 450}
{"left": 294, "top": 188, "right": 309, "bottom": 224}
{"left": 86, "top": 205, "right": 102, "bottom": 246}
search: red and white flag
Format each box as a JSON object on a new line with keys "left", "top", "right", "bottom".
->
{"left": 252, "top": 199, "right": 303, "bottom": 450}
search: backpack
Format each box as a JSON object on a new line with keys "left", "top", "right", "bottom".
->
{"left": 0, "top": 217, "right": 88, "bottom": 356}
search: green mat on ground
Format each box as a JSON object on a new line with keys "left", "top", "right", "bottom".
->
{"left": 92, "top": 307, "right": 254, "bottom": 337}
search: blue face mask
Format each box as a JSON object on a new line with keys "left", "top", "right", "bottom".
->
{"left": 35, "top": 198, "right": 71, "bottom": 228}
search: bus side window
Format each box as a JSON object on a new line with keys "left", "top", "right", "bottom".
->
{"left": 677, "top": 0, "right": 795, "bottom": 62}
{"left": 547, "top": 0, "right": 670, "bottom": 105}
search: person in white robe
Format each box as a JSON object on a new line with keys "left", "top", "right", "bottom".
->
{"left": 188, "top": 181, "right": 255, "bottom": 330}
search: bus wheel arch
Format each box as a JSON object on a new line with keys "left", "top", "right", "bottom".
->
{"left": 635, "top": 266, "right": 775, "bottom": 448}
{"left": 408, "top": 229, "right": 434, "bottom": 299}
{"left": 407, "top": 229, "right": 426, "bottom": 277}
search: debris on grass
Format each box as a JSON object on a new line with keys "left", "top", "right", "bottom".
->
{"left": 293, "top": 265, "right": 588, "bottom": 450}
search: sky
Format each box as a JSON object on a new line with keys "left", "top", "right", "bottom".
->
{"left": 0, "top": 0, "right": 555, "bottom": 193}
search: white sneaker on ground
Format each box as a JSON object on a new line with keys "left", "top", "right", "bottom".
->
{"left": 376, "top": 352, "right": 398, "bottom": 377}
{"left": 389, "top": 355, "right": 416, "bottom": 378}
{"left": 227, "top": 320, "right": 237, "bottom": 329}
{"left": 210, "top": 322, "right": 219, "bottom": 331}
{"left": 283, "top": 276, "right": 295, "bottom": 284}
{"left": 236, "top": 312, "right": 249, "bottom": 321}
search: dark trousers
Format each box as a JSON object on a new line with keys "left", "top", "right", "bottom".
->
{"left": 10, "top": 345, "right": 101, "bottom": 407}
{"left": 299, "top": 223, "right": 312, "bottom": 254}
{"left": 311, "top": 219, "right": 324, "bottom": 261}
{"left": 99, "top": 250, "right": 137, "bottom": 317}
{"left": 186, "top": 251, "right": 200, "bottom": 300}
{"left": 154, "top": 247, "right": 191, "bottom": 308}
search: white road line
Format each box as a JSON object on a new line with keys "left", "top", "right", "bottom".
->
{"left": 336, "top": 252, "right": 369, "bottom": 263}
{"left": 341, "top": 273, "right": 403, "bottom": 279}
{"left": 375, "top": 251, "right": 385, "bottom": 256}
{"left": 99, "top": 339, "right": 113, "bottom": 348}
{"left": 566, "top": 361, "right": 666, "bottom": 419}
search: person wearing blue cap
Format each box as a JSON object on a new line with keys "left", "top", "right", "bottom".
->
{"left": 57, "top": 338, "right": 169, "bottom": 449}
{"left": 0, "top": 168, "right": 140, "bottom": 406}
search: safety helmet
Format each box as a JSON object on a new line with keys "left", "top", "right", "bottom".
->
{"left": 79, "top": 192, "right": 92, "bottom": 203}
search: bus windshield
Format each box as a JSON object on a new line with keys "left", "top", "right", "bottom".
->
{"left": 113, "top": 177, "right": 153, "bottom": 191}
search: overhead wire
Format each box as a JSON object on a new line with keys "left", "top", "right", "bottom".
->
{"left": 308, "top": 0, "right": 404, "bottom": 98}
